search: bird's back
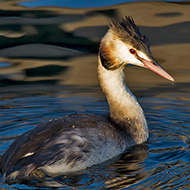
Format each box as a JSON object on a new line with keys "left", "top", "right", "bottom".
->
{"left": 0, "top": 113, "right": 132, "bottom": 183}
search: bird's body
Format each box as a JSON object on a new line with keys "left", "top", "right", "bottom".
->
{"left": 1, "top": 114, "right": 130, "bottom": 180}
{"left": 0, "top": 16, "right": 174, "bottom": 184}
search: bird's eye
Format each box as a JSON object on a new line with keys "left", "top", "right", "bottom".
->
{"left": 129, "top": 49, "right": 136, "bottom": 54}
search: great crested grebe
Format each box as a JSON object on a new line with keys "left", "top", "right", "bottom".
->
{"left": 0, "top": 16, "right": 174, "bottom": 183}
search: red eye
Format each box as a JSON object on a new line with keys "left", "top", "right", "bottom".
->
{"left": 129, "top": 49, "right": 136, "bottom": 54}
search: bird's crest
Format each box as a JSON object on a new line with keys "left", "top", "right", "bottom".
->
{"left": 109, "top": 16, "right": 149, "bottom": 49}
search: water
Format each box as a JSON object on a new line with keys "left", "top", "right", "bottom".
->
{"left": 0, "top": 0, "right": 190, "bottom": 189}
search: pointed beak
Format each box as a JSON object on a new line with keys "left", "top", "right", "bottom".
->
{"left": 139, "top": 57, "right": 174, "bottom": 82}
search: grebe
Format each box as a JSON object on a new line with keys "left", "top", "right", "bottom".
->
{"left": 0, "top": 16, "right": 174, "bottom": 183}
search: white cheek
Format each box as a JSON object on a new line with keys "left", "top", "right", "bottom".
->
{"left": 115, "top": 40, "right": 144, "bottom": 67}
{"left": 137, "top": 51, "right": 151, "bottom": 61}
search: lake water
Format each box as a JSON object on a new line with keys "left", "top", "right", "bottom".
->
{"left": 0, "top": 0, "right": 190, "bottom": 189}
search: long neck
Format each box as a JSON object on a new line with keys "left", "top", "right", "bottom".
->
{"left": 97, "top": 56, "right": 148, "bottom": 144}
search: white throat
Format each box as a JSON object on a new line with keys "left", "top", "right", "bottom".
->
{"left": 97, "top": 56, "right": 148, "bottom": 144}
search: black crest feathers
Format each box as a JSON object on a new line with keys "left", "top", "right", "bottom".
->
{"left": 109, "top": 16, "right": 149, "bottom": 48}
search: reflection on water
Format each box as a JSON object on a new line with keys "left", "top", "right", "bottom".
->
{"left": 0, "top": 0, "right": 190, "bottom": 189}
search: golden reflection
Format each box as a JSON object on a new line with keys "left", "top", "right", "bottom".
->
{"left": 0, "top": 30, "right": 25, "bottom": 38}
{"left": 0, "top": 42, "right": 189, "bottom": 90}
{"left": 62, "top": 15, "right": 108, "bottom": 31}
{"left": 21, "top": 25, "right": 38, "bottom": 36}
{"left": 0, "top": 2, "right": 188, "bottom": 92}
{"left": 6, "top": 2, "right": 190, "bottom": 26}
{"left": 104, "top": 144, "right": 150, "bottom": 189}
{"left": 0, "top": 1, "right": 189, "bottom": 27}
{"left": 61, "top": 15, "right": 108, "bottom": 41}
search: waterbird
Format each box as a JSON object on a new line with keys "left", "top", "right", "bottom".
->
{"left": 0, "top": 16, "right": 174, "bottom": 183}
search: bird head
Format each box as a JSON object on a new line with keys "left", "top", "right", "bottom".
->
{"left": 99, "top": 16, "right": 174, "bottom": 81}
